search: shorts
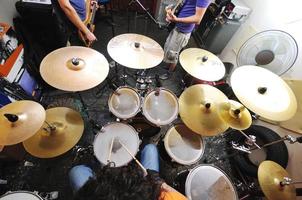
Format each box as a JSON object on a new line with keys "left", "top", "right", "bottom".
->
{"left": 163, "top": 27, "right": 191, "bottom": 64}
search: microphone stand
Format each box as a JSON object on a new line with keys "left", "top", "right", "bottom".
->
{"left": 127, "top": 0, "right": 160, "bottom": 32}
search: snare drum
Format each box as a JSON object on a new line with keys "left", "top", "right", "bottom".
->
{"left": 108, "top": 86, "right": 141, "bottom": 120}
{"left": 93, "top": 122, "right": 140, "bottom": 167}
{"left": 142, "top": 88, "right": 178, "bottom": 126}
{"left": 185, "top": 165, "right": 238, "bottom": 200}
{"left": 0, "top": 191, "right": 43, "bottom": 200}
{"left": 164, "top": 124, "right": 204, "bottom": 165}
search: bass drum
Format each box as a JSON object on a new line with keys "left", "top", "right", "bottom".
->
{"left": 185, "top": 165, "right": 238, "bottom": 200}
{"left": 0, "top": 191, "right": 43, "bottom": 200}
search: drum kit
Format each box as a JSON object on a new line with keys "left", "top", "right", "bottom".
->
{"left": 1, "top": 32, "right": 300, "bottom": 200}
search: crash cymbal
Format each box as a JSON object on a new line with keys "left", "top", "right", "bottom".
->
{"left": 179, "top": 84, "right": 229, "bottom": 136}
{"left": 23, "top": 107, "right": 84, "bottom": 158}
{"left": 218, "top": 100, "right": 252, "bottom": 130}
{"left": 107, "top": 33, "right": 164, "bottom": 69}
{"left": 179, "top": 48, "right": 225, "bottom": 81}
{"left": 231, "top": 65, "right": 297, "bottom": 121}
{"left": 258, "top": 161, "right": 296, "bottom": 200}
{"left": 40, "top": 46, "right": 109, "bottom": 91}
{"left": 0, "top": 100, "right": 46, "bottom": 145}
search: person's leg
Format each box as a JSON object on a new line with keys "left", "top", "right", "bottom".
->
{"left": 69, "top": 165, "right": 95, "bottom": 194}
{"left": 140, "top": 144, "right": 159, "bottom": 172}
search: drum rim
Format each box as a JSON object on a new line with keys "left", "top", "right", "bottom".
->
{"left": 142, "top": 88, "right": 179, "bottom": 126}
{"left": 108, "top": 86, "right": 141, "bottom": 119}
{"left": 185, "top": 164, "right": 239, "bottom": 200}
{"left": 93, "top": 122, "right": 140, "bottom": 167}
{"left": 164, "top": 124, "right": 205, "bottom": 165}
{"left": 0, "top": 191, "right": 43, "bottom": 200}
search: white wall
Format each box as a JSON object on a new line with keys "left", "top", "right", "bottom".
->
{"left": 219, "top": 0, "right": 302, "bottom": 79}
{"left": 0, "top": 0, "right": 20, "bottom": 26}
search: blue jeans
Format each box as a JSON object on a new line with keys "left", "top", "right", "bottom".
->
{"left": 69, "top": 144, "right": 159, "bottom": 193}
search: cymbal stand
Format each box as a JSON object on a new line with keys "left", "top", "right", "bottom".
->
{"left": 250, "top": 135, "right": 302, "bottom": 151}
{"left": 280, "top": 177, "right": 302, "bottom": 186}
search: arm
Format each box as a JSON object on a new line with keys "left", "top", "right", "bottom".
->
{"left": 167, "top": 6, "right": 207, "bottom": 25}
{"left": 58, "top": 0, "right": 96, "bottom": 42}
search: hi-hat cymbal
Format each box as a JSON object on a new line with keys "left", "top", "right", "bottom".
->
{"left": 0, "top": 101, "right": 46, "bottom": 145}
{"left": 231, "top": 65, "right": 297, "bottom": 121}
{"left": 218, "top": 100, "right": 252, "bottom": 130}
{"left": 23, "top": 107, "right": 84, "bottom": 158}
{"left": 40, "top": 46, "right": 109, "bottom": 91}
{"left": 179, "top": 48, "right": 225, "bottom": 81}
{"left": 179, "top": 84, "right": 229, "bottom": 136}
{"left": 107, "top": 34, "right": 164, "bottom": 69}
{"left": 258, "top": 161, "right": 296, "bottom": 200}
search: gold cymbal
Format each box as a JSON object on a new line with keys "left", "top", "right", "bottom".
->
{"left": 179, "top": 48, "right": 225, "bottom": 81}
{"left": 23, "top": 107, "right": 84, "bottom": 158}
{"left": 218, "top": 100, "right": 252, "bottom": 130}
{"left": 258, "top": 161, "right": 296, "bottom": 200}
{"left": 40, "top": 46, "right": 109, "bottom": 91}
{"left": 0, "top": 100, "right": 46, "bottom": 145}
{"left": 231, "top": 65, "right": 297, "bottom": 121}
{"left": 107, "top": 33, "right": 164, "bottom": 69}
{"left": 179, "top": 84, "right": 229, "bottom": 136}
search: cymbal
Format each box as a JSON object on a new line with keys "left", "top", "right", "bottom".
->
{"left": 179, "top": 84, "right": 229, "bottom": 136}
{"left": 40, "top": 46, "right": 109, "bottom": 91}
{"left": 258, "top": 161, "right": 296, "bottom": 200}
{"left": 107, "top": 33, "right": 164, "bottom": 69}
{"left": 23, "top": 107, "right": 84, "bottom": 158}
{"left": 0, "top": 100, "right": 46, "bottom": 145}
{"left": 179, "top": 48, "right": 225, "bottom": 81}
{"left": 231, "top": 65, "right": 297, "bottom": 121}
{"left": 218, "top": 100, "right": 252, "bottom": 130}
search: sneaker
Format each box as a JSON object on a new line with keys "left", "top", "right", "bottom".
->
{"left": 159, "top": 72, "right": 171, "bottom": 80}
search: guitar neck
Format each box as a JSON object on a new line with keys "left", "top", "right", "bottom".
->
{"left": 89, "top": 4, "right": 97, "bottom": 25}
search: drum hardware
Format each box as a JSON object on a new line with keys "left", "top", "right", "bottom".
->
{"left": 24, "top": 161, "right": 34, "bottom": 167}
{"left": 230, "top": 65, "right": 297, "bottom": 121}
{"left": 23, "top": 107, "right": 84, "bottom": 158}
{"left": 0, "top": 179, "right": 7, "bottom": 184}
{"left": 38, "top": 191, "right": 59, "bottom": 200}
{"left": 258, "top": 160, "right": 297, "bottom": 200}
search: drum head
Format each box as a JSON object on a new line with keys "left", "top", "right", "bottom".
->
{"left": 142, "top": 88, "right": 178, "bottom": 126}
{"left": 185, "top": 165, "right": 238, "bottom": 200}
{"left": 108, "top": 87, "right": 140, "bottom": 119}
{"left": 164, "top": 124, "right": 204, "bottom": 165}
{"left": 93, "top": 122, "right": 140, "bottom": 167}
{"left": 0, "top": 191, "right": 42, "bottom": 200}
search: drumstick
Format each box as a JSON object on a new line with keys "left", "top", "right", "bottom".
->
{"left": 107, "top": 137, "right": 114, "bottom": 163}
{"left": 117, "top": 139, "right": 148, "bottom": 176}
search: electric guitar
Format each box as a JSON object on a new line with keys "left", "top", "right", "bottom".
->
{"left": 165, "top": 0, "right": 185, "bottom": 31}
{"left": 78, "top": 0, "right": 97, "bottom": 47}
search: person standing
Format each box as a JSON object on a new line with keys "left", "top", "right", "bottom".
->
{"left": 160, "top": 0, "right": 211, "bottom": 80}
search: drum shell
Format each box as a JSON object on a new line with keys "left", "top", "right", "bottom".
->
{"left": 93, "top": 122, "right": 140, "bottom": 167}
{"left": 142, "top": 88, "right": 179, "bottom": 126}
{"left": 0, "top": 191, "right": 43, "bottom": 200}
{"left": 108, "top": 86, "right": 141, "bottom": 120}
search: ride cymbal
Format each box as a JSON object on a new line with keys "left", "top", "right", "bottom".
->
{"left": 0, "top": 101, "right": 45, "bottom": 145}
{"left": 23, "top": 107, "right": 84, "bottom": 158}
{"left": 179, "top": 48, "right": 225, "bottom": 81}
{"left": 179, "top": 84, "right": 229, "bottom": 136}
{"left": 40, "top": 46, "right": 109, "bottom": 91}
{"left": 218, "top": 100, "right": 252, "bottom": 130}
{"left": 258, "top": 161, "right": 296, "bottom": 200}
{"left": 107, "top": 34, "right": 164, "bottom": 69}
{"left": 231, "top": 65, "right": 297, "bottom": 121}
